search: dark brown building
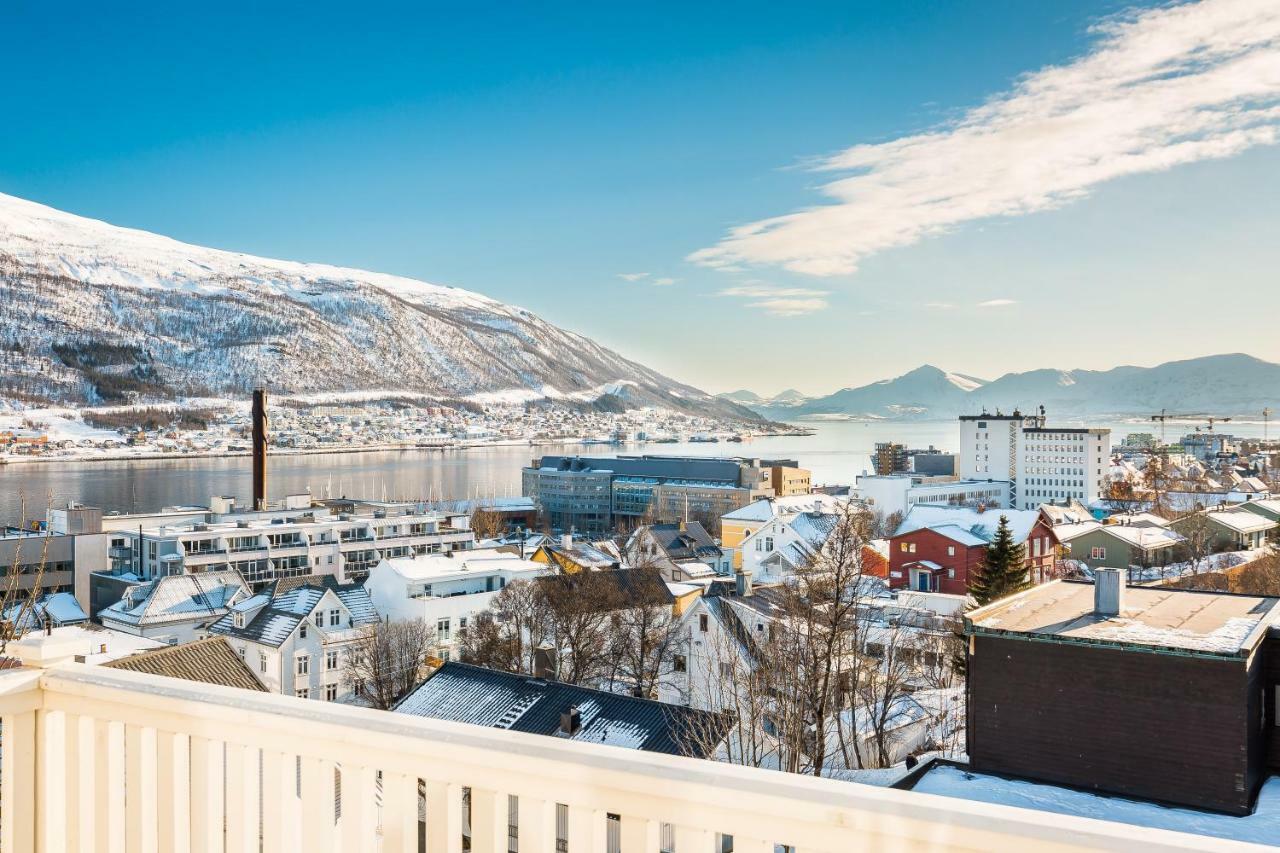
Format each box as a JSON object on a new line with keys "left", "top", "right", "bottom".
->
{"left": 964, "top": 571, "right": 1280, "bottom": 816}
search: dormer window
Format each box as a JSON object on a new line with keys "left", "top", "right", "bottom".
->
{"left": 234, "top": 612, "right": 245, "bottom": 629}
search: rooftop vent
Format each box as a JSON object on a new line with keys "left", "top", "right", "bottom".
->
{"left": 236, "top": 521, "right": 251, "bottom": 529}
{"left": 1094, "top": 568, "right": 1125, "bottom": 617}
{"left": 560, "top": 706, "right": 582, "bottom": 737}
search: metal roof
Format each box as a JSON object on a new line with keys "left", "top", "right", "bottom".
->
{"left": 394, "top": 662, "right": 731, "bottom": 757}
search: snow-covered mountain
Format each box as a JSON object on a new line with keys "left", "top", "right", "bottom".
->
{"left": 768, "top": 356, "right": 1280, "bottom": 420}
{"left": 0, "top": 192, "right": 761, "bottom": 420}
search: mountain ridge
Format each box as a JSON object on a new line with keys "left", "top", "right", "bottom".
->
{"left": 0, "top": 192, "right": 761, "bottom": 421}
{"left": 741, "top": 354, "right": 1280, "bottom": 420}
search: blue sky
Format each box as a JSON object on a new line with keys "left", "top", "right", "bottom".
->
{"left": 5, "top": 1, "right": 1279, "bottom": 395}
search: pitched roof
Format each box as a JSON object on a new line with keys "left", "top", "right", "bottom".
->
{"left": 99, "top": 571, "right": 249, "bottom": 627}
{"left": 207, "top": 579, "right": 378, "bottom": 647}
{"left": 644, "top": 522, "right": 722, "bottom": 562}
{"left": 895, "top": 506, "right": 1041, "bottom": 544}
{"left": 3, "top": 592, "right": 88, "bottom": 631}
{"left": 394, "top": 662, "right": 732, "bottom": 757}
{"left": 105, "top": 637, "right": 266, "bottom": 691}
{"left": 1197, "top": 509, "right": 1276, "bottom": 534}
{"left": 722, "top": 495, "right": 852, "bottom": 523}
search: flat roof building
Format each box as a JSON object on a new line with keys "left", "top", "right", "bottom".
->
{"left": 964, "top": 574, "right": 1280, "bottom": 815}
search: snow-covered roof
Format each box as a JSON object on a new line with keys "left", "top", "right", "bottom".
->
{"left": 895, "top": 506, "right": 1041, "bottom": 544}
{"left": 1200, "top": 509, "right": 1275, "bottom": 534}
{"left": 1097, "top": 525, "right": 1184, "bottom": 550}
{"left": 926, "top": 525, "right": 990, "bottom": 548}
{"left": 379, "top": 549, "right": 544, "bottom": 582}
{"left": 3, "top": 592, "right": 88, "bottom": 630}
{"left": 1049, "top": 521, "right": 1103, "bottom": 543}
{"left": 394, "top": 662, "right": 731, "bottom": 757}
{"left": 208, "top": 580, "right": 377, "bottom": 648}
{"left": 1103, "top": 512, "right": 1169, "bottom": 529}
{"left": 99, "top": 571, "right": 249, "bottom": 627}
{"left": 969, "top": 580, "right": 1280, "bottom": 656}
{"left": 721, "top": 494, "right": 851, "bottom": 523}
{"left": 911, "top": 764, "right": 1280, "bottom": 847}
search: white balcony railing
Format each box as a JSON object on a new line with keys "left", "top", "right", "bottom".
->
{"left": 0, "top": 635, "right": 1255, "bottom": 852}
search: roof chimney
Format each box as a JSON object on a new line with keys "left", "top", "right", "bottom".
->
{"left": 252, "top": 388, "right": 269, "bottom": 511}
{"left": 559, "top": 705, "right": 582, "bottom": 736}
{"left": 533, "top": 641, "right": 556, "bottom": 680}
{"left": 735, "top": 568, "right": 753, "bottom": 598}
{"left": 1094, "top": 568, "right": 1125, "bottom": 617}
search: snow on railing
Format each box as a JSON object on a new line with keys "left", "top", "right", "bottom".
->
{"left": 0, "top": 636, "right": 1255, "bottom": 852}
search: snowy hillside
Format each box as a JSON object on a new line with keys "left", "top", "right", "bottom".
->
{"left": 0, "top": 193, "right": 759, "bottom": 420}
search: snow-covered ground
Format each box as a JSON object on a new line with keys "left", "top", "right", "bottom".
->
{"left": 914, "top": 765, "right": 1280, "bottom": 846}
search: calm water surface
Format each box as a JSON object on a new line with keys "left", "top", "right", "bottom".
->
{"left": 1, "top": 418, "right": 1268, "bottom": 522}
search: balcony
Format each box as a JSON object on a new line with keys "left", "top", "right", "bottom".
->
{"left": 0, "top": 636, "right": 1231, "bottom": 853}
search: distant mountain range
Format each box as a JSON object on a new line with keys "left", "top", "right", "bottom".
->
{"left": 0, "top": 192, "right": 761, "bottom": 422}
{"left": 723, "top": 355, "right": 1280, "bottom": 420}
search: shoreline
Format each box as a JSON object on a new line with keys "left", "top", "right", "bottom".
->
{"left": 0, "top": 430, "right": 814, "bottom": 468}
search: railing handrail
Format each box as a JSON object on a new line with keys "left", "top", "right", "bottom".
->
{"left": 6, "top": 663, "right": 1260, "bottom": 851}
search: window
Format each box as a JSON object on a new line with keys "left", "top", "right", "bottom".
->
{"left": 900, "top": 543, "right": 909, "bottom": 553}
{"left": 296, "top": 655, "right": 310, "bottom": 676}
{"left": 259, "top": 651, "right": 267, "bottom": 673}
{"left": 324, "top": 684, "right": 338, "bottom": 702}
{"left": 908, "top": 543, "right": 916, "bottom": 554}
{"left": 437, "top": 618, "right": 451, "bottom": 643}
{"left": 698, "top": 614, "right": 708, "bottom": 632}
{"left": 299, "top": 623, "right": 308, "bottom": 640}
{"left": 237, "top": 647, "right": 246, "bottom": 659}
{"left": 329, "top": 609, "right": 341, "bottom": 627}
{"left": 314, "top": 610, "right": 323, "bottom": 626}
{"left": 1091, "top": 546, "right": 1106, "bottom": 560}
{"left": 234, "top": 612, "right": 245, "bottom": 629}
{"left": 764, "top": 536, "right": 774, "bottom": 552}
{"left": 947, "top": 569, "right": 955, "bottom": 579}
{"left": 947, "top": 546, "right": 955, "bottom": 557}
{"left": 326, "top": 649, "right": 339, "bottom": 671}
{"left": 673, "top": 655, "right": 687, "bottom": 673}
{"left": 295, "top": 688, "right": 310, "bottom": 700}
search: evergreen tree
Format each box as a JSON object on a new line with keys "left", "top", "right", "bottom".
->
{"left": 968, "top": 515, "right": 1030, "bottom": 605}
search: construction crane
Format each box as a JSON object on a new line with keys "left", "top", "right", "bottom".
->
{"left": 1192, "top": 416, "right": 1232, "bottom": 434}
{"left": 1150, "top": 410, "right": 1207, "bottom": 446}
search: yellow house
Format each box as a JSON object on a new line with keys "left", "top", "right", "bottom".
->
{"left": 719, "top": 495, "right": 846, "bottom": 569}
{"left": 529, "top": 537, "right": 620, "bottom": 574}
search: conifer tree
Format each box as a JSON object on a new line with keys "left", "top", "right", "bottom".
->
{"left": 968, "top": 515, "right": 1030, "bottom": 606}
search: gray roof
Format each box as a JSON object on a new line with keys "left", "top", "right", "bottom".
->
{"left": 99, "top": 571, "right": 249, "bottom": 627}
{"left": 394, "top": 662, "right": 732, "bottom": 757}
{"left": 646, "top": 522, "right": 722, "bottom": 562}
{"left": 208, "top": 577, "right": 378, "bottom": 647}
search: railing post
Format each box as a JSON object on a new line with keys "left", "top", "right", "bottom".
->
{"left": 674, "top": 826, "right": 715, "bottom": 852}
{"left": 1, "top": 709, "right": 36, "bottom": 853}
{"left": 469, "top": 787, "right": 508, "bottom": 853}
{"left": 380, "top": 771, "right": 418, "bottom": 853}
{"left": 125, "top": 724, "right": 159, "bottom": 853}
{"left": 620, "top": 815, "right": 661, "bottom": 852}
{"left": 424, "top": 779, "right": 462, "bottom": 853}
{"left": 190, "top": 735, "right": 225, "bottom": 853}
{"left": 301, "top": 755, "right": 338, "bottom": 853}
{"left": 516, "top": 795, "right": 558, "bottom": 853}
{"left": 566, "top": 805, "right": 608, "bottom": 852}
{"left": 339, "top": 764, "right": 378, "bottom": 853}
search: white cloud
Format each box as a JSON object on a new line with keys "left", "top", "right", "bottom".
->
{"left": 618, "top": 272, "right": 649, "bottom": 282}
{"left": 690, "top": 0, "right": 1280, "bottom": 276}
{"left": 652, "top": 277, "right": 678, "bottom": 286}
{"left": 924, "top": 301, "right": 956, "bottom": 309}
{"left": 976, "top": 298, "right": 1017, "bottom": 307}
{"left": 719, "top": 283, "right": 830, "bottom": 316}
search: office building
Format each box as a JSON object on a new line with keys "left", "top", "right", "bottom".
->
{"left": 959, "top": 411, "right": 1110, "bottom": 509}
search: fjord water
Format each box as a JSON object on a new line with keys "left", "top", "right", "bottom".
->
{"left": 0, "top": 419, "right": 1269, "bottom": 522}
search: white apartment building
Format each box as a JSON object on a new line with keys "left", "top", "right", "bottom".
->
{"left": 363, "top": 548, "right": 546, "bottom": 660}
{"left": 959, "top": 412, "right": 1111, "bottom": 510}
{"left": 855, "top": 474, "right": 1010, "bottom": 520}
{"left": 104, "top": 499, "right": 475, "bottom": 588}
{"left": 206, "top": 579, "right": 379, "bottom": 701}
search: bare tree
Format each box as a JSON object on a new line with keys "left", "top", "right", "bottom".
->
{"left": 457, "top": 578, "right": 548, "bottom": 674}
{"left": 536, "top": 572, "right": 625, "bottom": 686}
{"left": 0, "top": 493, "right": 54, "bottom": 652}
{"left": 469, "top": 508, "right": 506, "bottom": 541}
{"left": 344, "top": 618, "right": 435, "bottom": 710}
